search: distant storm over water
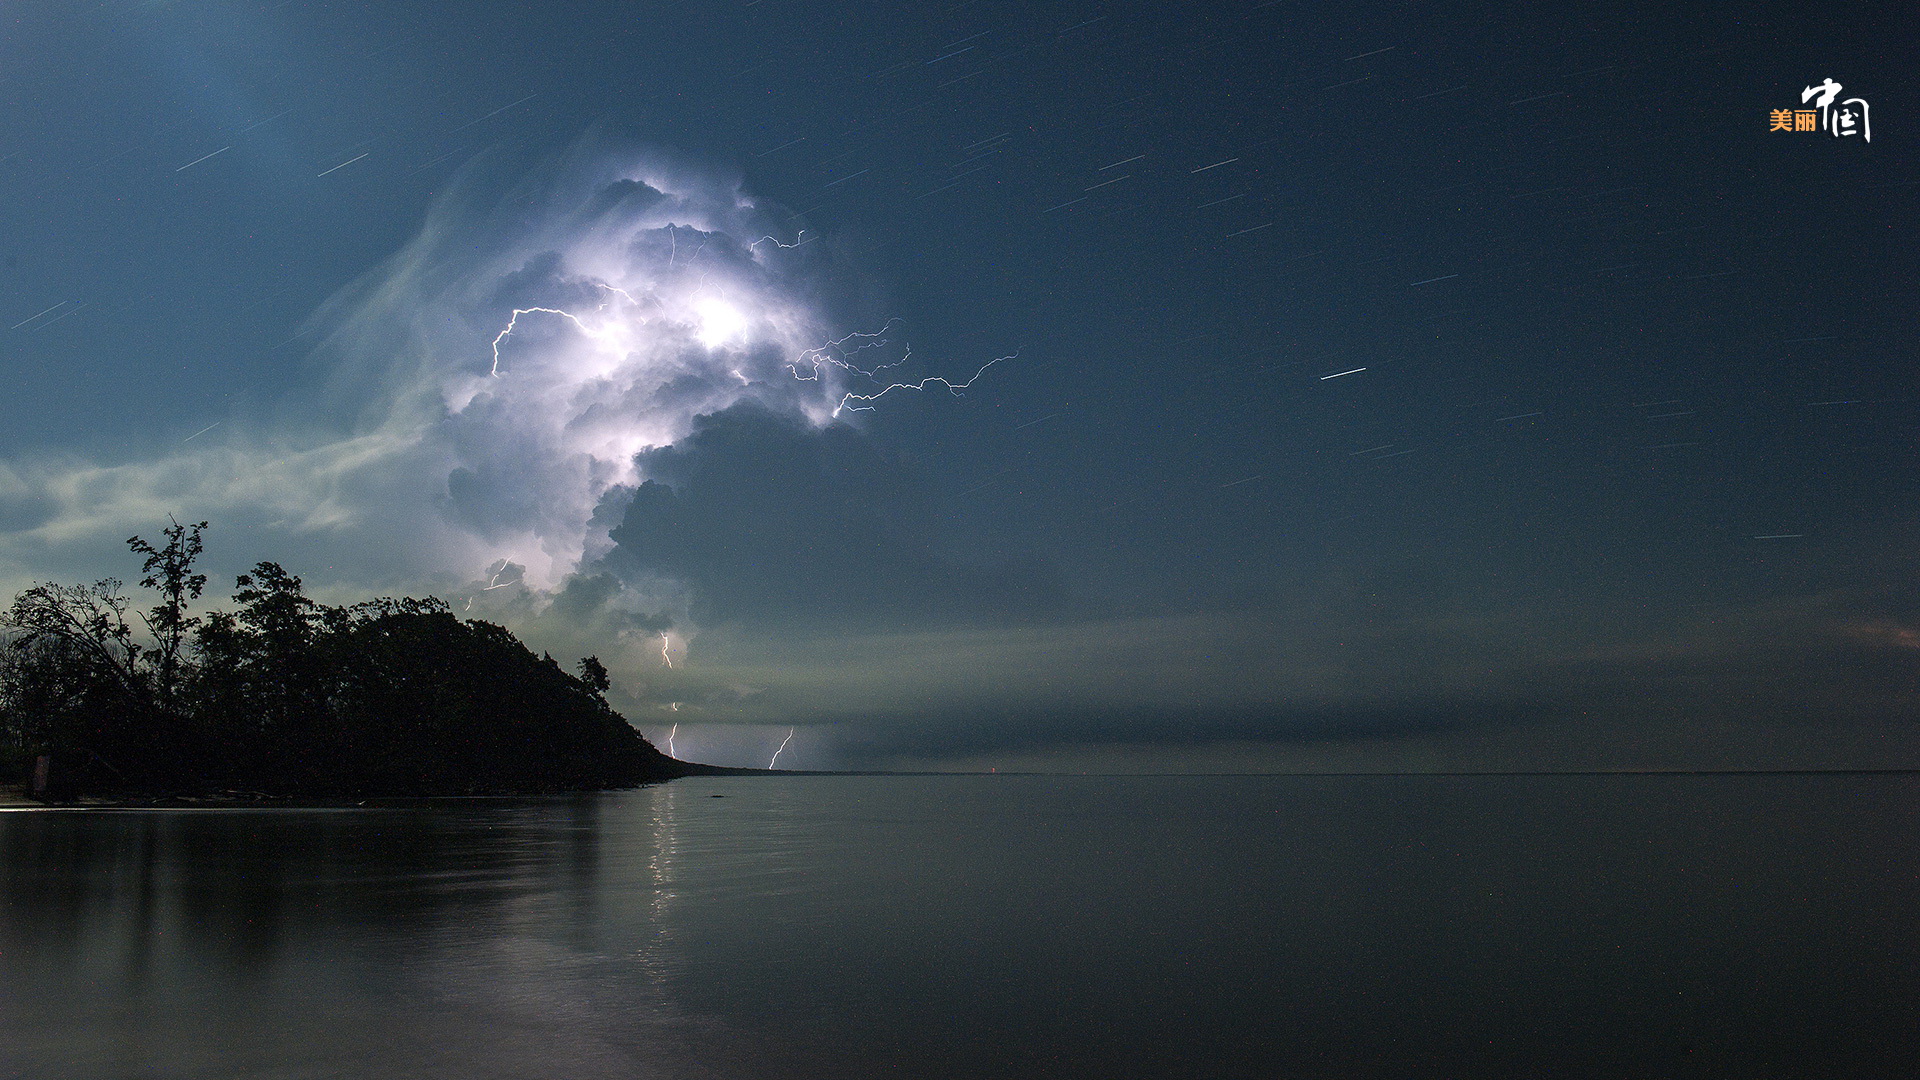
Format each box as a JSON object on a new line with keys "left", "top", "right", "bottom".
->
{"left": 0, "top": 1, "right": 1912, "bottom": 771}
{"left": 21, "top": 141, "right": 990, "bottom": 599}
{"left": 0, "top": 142, "right": 1029, "bottom": 763}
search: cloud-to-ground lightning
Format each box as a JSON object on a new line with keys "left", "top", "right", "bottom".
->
{"left": 768, "top": 727, "right": 795, "bottom": 769}
{"left": 666, "top": 722, "right": 677, "bottom": 757}
{"left": 0, "top": 141, "right": 1045, "bottom": 780}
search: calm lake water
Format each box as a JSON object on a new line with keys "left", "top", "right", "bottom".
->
{"left": 2, "top": 774, "right": 1917, "bottom": 1079}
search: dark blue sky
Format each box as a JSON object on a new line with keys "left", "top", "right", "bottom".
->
{"left": 1, "top": 0, "right": 1913, "bottom": 769}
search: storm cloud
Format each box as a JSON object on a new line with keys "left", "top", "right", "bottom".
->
{"left": 2, "top": 124, "right": 1912, "bottom": 773}
{"left": 0, "top": 136, "right": 993, "bottom": 610}
{"left": 598, "top": 401, "right": 1066, "bottom": 627}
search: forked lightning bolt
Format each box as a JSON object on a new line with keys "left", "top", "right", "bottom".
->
{"left": 829, "top": 355, "right": 1010, "bottom": 416}
{"left": 783, "top": 322, "right": 1014, "bottom": 417}
{"left": 490, "top": 307, "right": 595, "bottom": 376}
{"left": 768, "top": 727, "right": 795, "bottom": 769}
{"left": 487, "top": 285, "right": 639, "bottom": 376}
{"left": 490, "top": 293, "right": 1009, "bottom": 414}
{"left": 747, "top": 231, "right": 815, "bottom": 254}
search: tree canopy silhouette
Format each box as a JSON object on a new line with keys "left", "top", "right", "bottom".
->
{"left": 1, "top": 523, "right": 686, "bottom": 801}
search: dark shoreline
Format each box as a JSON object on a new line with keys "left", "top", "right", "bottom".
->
{"left": 8, "top": 766, "right": 1918, "bottom": 810}
{"left": 0, "top": 757, "right": 775, "bottom": 809}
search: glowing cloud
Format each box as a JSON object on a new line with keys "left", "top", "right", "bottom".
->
{"left": 361, "top": 147, "right": 871, "bottom": 591}
{"left": 0, "top": 138, "right": 1018, "bottom": 762}
{"left": 349, "top": 142, "right": 1007, "bottom": 595}
{"left": 0, "top": 138, "right": 1002, "bottom": 606}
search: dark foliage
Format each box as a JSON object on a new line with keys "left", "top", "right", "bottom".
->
{"left": 0, "top": 526, "right": 684, "bottom": 801}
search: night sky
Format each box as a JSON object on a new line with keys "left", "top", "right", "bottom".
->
{"left": 1, "top": 1, "right": 1913, "bottom": 770}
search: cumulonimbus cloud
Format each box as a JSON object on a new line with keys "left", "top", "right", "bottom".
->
{"left": 0, "top": 137, "right": 953, "bottom": 607}
{"left": 304, "top": 137, "right": 881, "bottom": 593}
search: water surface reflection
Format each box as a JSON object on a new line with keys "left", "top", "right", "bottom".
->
{"left": 3, "top": 775, "right": 1918, "bottom": 1078}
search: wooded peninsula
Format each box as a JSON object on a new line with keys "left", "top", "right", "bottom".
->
{"left": 0, "top": 521, "right": 697, "bottom": 802}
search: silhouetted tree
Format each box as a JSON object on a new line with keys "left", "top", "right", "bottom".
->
{"left": 577, "top": 655, "right": 612, "bottom": 696}
{"left": 3, "top": 579, "right": 144, "bottom": 700}
{"left": 0, "top": 578, "right": 158, "bottom": 792}
{"left": 4, "top": 523, "right": 683, "bottom": 800}
{"left": 127, "top": 518, "right": 208, "bottom": 711}
{"left": 226, "top": 562, "right": 322, "bottom": 747}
